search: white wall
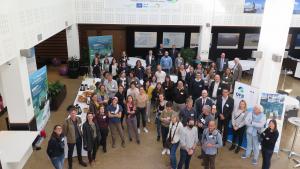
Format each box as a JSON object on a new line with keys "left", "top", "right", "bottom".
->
{"left": 0, "top": 0, "right": 76, "bottom": 65}
{"left": 75, "top": 0, "right": 300, "bottom": 27}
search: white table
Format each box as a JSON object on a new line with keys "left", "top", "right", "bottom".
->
{"left": 101, "top": 57, "right": 146, "bottom": 68}
{"left": 0, "top": 131, "right": 39, "bottom": 169}
{"left": 285, "top": 96, "right": 300, "bottom": 111}
{"left": 64, "top": 78, "right": 101, "bottom": 158}
{"left": 229, "top": 60, "right": 256, "bottom": 71}
{"left": 295, "top": 62, "right": 300, "bottom": 78}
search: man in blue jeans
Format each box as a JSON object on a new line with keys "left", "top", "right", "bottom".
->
{"left": 160, "top": 51, "right": 173, "bottom": 75}
{"left": 177, "top": 118, "right": 198, "bottom": 169}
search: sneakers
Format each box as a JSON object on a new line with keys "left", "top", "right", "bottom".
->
{"left": 143, "top": 127, "right": 149, "bottom": 133}
{"left": 138, "top": 128, "right": 141, "bottom": 134}
{"left": 162, "top": 148, "right": 167, "bottom": 155}
{"left": 241, "top": 154, "right": 248, "bottom": 159}
{"left": 252, "top": 159, "right": 258, "bottom": 165}
{"left": 166, "top": 149, "right": 170, "bottom": 155}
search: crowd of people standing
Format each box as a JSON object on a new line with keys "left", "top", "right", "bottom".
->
{"left": 47, "top": 44, "right": 278, "bottom": 169}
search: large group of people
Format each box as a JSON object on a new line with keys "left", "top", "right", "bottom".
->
{"left": 47, "top": 44, "right": 279, "bottom": 169}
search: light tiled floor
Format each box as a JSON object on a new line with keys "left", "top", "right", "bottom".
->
{"left": 22, "top": 66, "right": 300, "bottom": 169}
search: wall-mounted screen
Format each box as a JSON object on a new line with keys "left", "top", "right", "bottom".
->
{"left": 190, "top": 33, "right": 199, "bottom": 48}
{"left": 163, "top": 32, "right": 185, "bottom": 48}
{"left": 134, "top": 32, "right": 157, "bottom": 48}
{"left": 217, "top": 33, "right": 240, "bottom": 49}
{"left": 244, "top": 33, "right": 259, "bottom": 49}
{"left": 295, "top": 34, "right": 300, "bottom": 49}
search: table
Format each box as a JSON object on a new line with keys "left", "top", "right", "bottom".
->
{"left": 64, "top": 78, "right": 101, "bottom": 158}
{"left": 295, "top": 62, "right": 300, "bottom": 78}
{"left": 101, "top": 57, "right": 146, "bottom": 68}
{"left": 0, "top": 131, "right": 39, "bottom": 169}
{"left": 281, "top": 117, "right": 300, "bottom": 168}
{"left": 285, "top": 96, "right": 300, "bottom": 111}
{"left": 229, "top": 60, "right": 256, "bottom": 71}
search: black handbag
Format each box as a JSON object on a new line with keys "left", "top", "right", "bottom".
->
{"left": 166, "top": 122, "right": 179, "bottom": 149}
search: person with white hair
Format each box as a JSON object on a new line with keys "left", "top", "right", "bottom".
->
{"left": 242, "top": 105, "right": 266, "bottom": 165}
{"left": 232, "top": 57, "right": 243, "bottom": 83}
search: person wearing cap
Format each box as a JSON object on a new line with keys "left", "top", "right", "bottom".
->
{"left": 107, "top": 97, "right": 125, "bottom": 148}
{"left": 63, "top": 105, "right": 87, "bottom": 169}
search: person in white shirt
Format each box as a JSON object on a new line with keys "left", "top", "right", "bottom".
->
{"left": 155, "top": 65, "right": 167, "bottom": 83}
{"left": 168, "top": 115, "right": 184, "bottom": 169}
{"left": 126, "top": 82, "right": 140, "bottom": 102}
{"left": 229, "top": 100, "right": 247, "bottom": 154}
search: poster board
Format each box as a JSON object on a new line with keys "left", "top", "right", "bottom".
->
{"left": 259, "top": 93, "right": 286, "bottom": 153}
{"left": 162, "top": 32, "right": 185, "bottom": 48}
{"left": 217, "top": 33, "right": 240, "bottom": 49}
{"left": 244, "top": 0, "right": 300, "bottom": 14}
{"left": 88, "top": 35, "right": 113, "bottom": 65}
{"left": 244, "top": 33, "right": 259, "bottom": 49}
{"left": 29, "top": 66, "right": 50, "bottom": 131}
{"left": 230, "top": 82, "right": 260, "bottom": 148}
{"left": 134, "top": 32, "right": 157, "bottom": 48}
{"left": 190, "top": 33, "right": 199, "bottom": 48}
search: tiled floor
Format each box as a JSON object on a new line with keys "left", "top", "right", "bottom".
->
{"left": 22, "top": 66, "right": 300, "bottom": 169}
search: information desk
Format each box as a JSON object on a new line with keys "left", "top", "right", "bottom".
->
{"left": 0, "top": 131, "right": 39, "bottom": 169}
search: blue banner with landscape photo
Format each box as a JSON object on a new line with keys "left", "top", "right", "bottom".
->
{"left": 29, "top": 66, "right": 50, "bottom": 131}
{"left": 244, "top": 0, "right": 300, "bottom": 14}
{"left": 88, "top": 35, "right": 113, "bottom": 65}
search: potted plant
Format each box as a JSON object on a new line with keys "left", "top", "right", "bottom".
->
{"left": 48, "top": 81, "right": 67, "bottom": 111}
{"left": 68, "top": 56, "right": 80, "bottom": 79}
{"left": 180, "top": 48, "right": 197, "bottom": 65}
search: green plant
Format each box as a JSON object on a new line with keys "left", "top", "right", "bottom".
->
{"left": 180, "top": 48, "right": 196, "bottom": 65}
{"left": 48, "top": 81, "right": 64, "bottom": 98}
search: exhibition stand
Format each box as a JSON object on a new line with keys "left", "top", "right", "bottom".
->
{"left": 0, "top": 131, "right": 39, "bottom": 169}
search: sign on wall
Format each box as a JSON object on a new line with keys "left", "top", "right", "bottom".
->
{"left": 190, "top": 33, "right": 199, "bottom": 48}
{"left": 29, "top": 66, "right": 50, "bottom": 131}
{"left": 135, "top": 32, "right": 157, "bottom": 48}
{"left": 88, "top": 35, "right": 113, "bottom": 65}
{"left": 162, "top": 32, "right": 185, "bottom": 48}
{"left": 105, "top": 0, "right": 179, "bottom": 9}
{"left": 244, "top": 33, "right": 259, "bottom": 49}
{"left": 259, "top": 93, "right": 286, "bottom": 153}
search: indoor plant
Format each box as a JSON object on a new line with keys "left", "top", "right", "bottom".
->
{"left": 180, "top": 48, "right": 197, "bottom": 65}
{"left": 68, "top": 56, "right": 80, "bottom": 79}
{"left": 48, "top": 81, "right": 67, "bottom": 110}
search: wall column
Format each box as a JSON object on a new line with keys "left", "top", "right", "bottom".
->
{"left": 251, "top": 0, "right": 295, "bottom": 92}
{"left": 0, "top": 56, "right": 35, "bottom": 130}
{"left": 66, "top": 24, "right": 80, "bottom": 60}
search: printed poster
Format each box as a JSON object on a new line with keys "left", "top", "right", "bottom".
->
{"left": 135, "top": 32, "right": 157, "bottom": 48}
{"left": 29, "top": 66, "right": 50, "bottom": 130}
{"left": 88, "top": 35, "right": 113, "bottom": 65}
{"left": 163, "top": 32, "right": 185, "bottom": 48}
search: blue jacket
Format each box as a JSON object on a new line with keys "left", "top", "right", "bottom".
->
{"left": 160, "top": 56, "right": 173, "bottom": 70}
{"left": 201, "top": 128, "right": 222, "bottom": 155}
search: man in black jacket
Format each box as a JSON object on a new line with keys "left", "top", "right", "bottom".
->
{"left": 145, "top": 50, "right": 157, "bottom": 71}
{"left": 179, "top": 98, "right": 197, "bottom": 126}
{"left": 185, "top": 66, "right": 195, "bottom": 87}
{"left": 216, "top": 52, "right": 229, "bottom": 76}
{"left": 173, "top": 80, "right": 189, "bottom": 112}
{"left": 189, "top": 73, "right": 205, "bottom": 101}
{"left": 194, "top": 89, "right": 214, "bottom": 118}
{"left": 209, "top": 74, "right": 225, "bottom": 100}
{"left": 216, "top": 88, "right": 234, "bottom": 146}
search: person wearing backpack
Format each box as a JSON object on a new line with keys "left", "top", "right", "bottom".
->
{"left": 201, "top": 120, "right": 223, "bottom": 169}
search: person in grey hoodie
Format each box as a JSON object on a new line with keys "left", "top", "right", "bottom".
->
{"left": 177, "top": 118, "right": 198, "bottom": 169}
{"left": 103, "top": 74, "right": 118, "bottom": 99}
{"left": 201, "top": 120, "right": 223, "bottom": 169}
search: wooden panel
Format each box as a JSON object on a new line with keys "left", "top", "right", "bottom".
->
{"left": 35, "top": 29, "right": 68, "bottom": 65}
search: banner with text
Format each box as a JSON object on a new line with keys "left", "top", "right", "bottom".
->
{"left": 259, "top": 93, "right": 285, "bottom": 153}
{"left": 105, "top": 0, "right": 179, "bottom": 9}
{"left": 29, "top": 66, "right": 50, "bottom": 130}
{"left": 88, "top": 35, "right": 113, "bottom": 65}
